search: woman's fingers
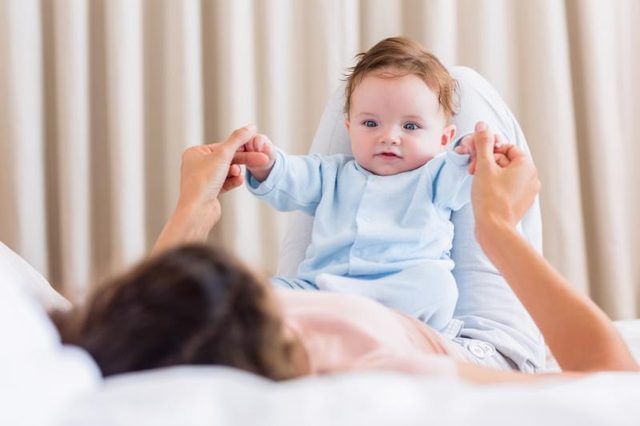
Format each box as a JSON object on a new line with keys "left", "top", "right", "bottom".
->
{"left": 472, "top": 122, "right": 497, "bottom": 172}
{"left": 221, "top": 124, "right": 258, "bottom": 155}
{"left": 503, "top": 143, "right": 527, "bottom": 164}
{"left": 467, "top": 122, "right": 498, "bottom": 175}
{"left": 228, "top": 164, "right": 241, "bottom": 177}
{"left": 494, "top": 153, "right": 510, "bottom": 168}
{"left": 494, "top": 133, "right": 507, "bottom": 150}
{"left": 221, "top": 175, "right": 244, "bottom": 193}
{"left": 233, "top": 151, "right": 270, "bottom": 167}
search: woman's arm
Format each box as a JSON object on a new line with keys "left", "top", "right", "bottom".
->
{"left": 470, "top": 122, "right": 638, "bottom": 372}
{"left": 479, "top": 221, "right": 636, "bottom": 372}
{"left": 152, "top": 125, "right": 269, "bottom": 254}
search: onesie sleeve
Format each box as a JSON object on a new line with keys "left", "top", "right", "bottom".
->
{"left": 246, "top": 148, "right": 328, "bottom": 216}
{"left": 432, "top": 150, "right": 472, "bottom": 211}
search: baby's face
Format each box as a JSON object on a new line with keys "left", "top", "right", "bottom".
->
{"left": 346, "top": 69, "right": 455, "bottom": 176}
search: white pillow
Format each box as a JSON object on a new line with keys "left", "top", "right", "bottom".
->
{"left": 0, "top": 242, "right": 101, "bottom": 426}
{"left": 0, "top": 242, "right": 71, "bottom": 312}
{"left": 277, "top": 66, "right": 542, "bottom": 276}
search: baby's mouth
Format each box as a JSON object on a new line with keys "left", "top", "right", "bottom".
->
{"left": 376, "top": 152, "right": 401, "bottom": 159}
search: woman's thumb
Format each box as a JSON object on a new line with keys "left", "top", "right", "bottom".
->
{"left": 473, "top": 122, "right": 496, "bottom": 170}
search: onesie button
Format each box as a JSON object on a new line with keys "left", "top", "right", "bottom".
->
{"left": 468, "top": 341, "right": 496, "bottom": 359}
{"left": 478, "top": 342, "right": 495, "bottom": 356}
{"left": 468, "top": 343, "right": 485, "bottom": 358}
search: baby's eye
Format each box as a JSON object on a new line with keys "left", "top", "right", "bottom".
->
{"left": 403, "top": 122, "right": 421, "bottom": 131}
{"left": 362, "top": 120, "right": 378, "bottom": 128}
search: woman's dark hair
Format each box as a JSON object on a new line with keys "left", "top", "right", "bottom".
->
{"left": 54, "top": 244, "right": 301, "bottom": 380}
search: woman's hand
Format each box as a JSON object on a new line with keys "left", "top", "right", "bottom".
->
{"left": 176, "top": 125, "right": 270, "bottom": 224}
{"left": 455, "top": 132, "right": 511, "bottom": 174}
{"left": 153, "top": 125, "right": 270, "bottom": 254}
{"left": 470, "top": 122, "right": 541, "bottom": 243}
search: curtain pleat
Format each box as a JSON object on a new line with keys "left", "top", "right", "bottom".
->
{"left": 50, "top": 0, "right": 91, "bottom": 300}
{"left": 359, "top": 0, "right": 402, "bottom": 48}
{"left": 251, "top": 0, "right": 294, "bottom": 271}
{"left": 565, "top": 0, "right": 636, "bottom": 317}
{"left": 162, "top": 0, "right": 204, "bottom": 214}
{"left": 104, "top": 0, "right": 147, "bottom": 273}
{"left": 0, "top": 0, "right": 49, "bottom": 277}
{"left": 457, "top": 0, "right": 518, "bottom": 92}
{"left": 402, "top": 0, "right": 458, "bottom": 65}
{"left": 619, "top": 0, "right": 640, "bottom": 311}
{"left": 512, "top": 0, "right": 590, "bottom": 294}
{"left": 0, "top": 0, "right": 638, "bottom": 317}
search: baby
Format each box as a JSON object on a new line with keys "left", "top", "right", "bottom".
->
{"left": 243, "top": 37, "right": 480, "bottom": 331}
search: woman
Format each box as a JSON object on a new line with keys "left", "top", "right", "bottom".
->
{"left": 56, "top": 123, "right": 638, "bottom": 382}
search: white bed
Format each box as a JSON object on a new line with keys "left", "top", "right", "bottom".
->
{"left": 2, "top": 239, "right": 640, "bottom": 426}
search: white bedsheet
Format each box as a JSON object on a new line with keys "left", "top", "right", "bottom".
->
{"left": 63, "top": 366, "right": 640, "bottom": 426}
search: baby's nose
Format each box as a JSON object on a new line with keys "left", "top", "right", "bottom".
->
{"left": 382, "top": 137, "right": 400, "bottom": 145}
{"left": 380, "top": 130, "right": 401, "bottom": 145}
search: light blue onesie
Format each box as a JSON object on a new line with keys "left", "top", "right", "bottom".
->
{"left": 247, "top": 148, "right": 471, "bottom": 331}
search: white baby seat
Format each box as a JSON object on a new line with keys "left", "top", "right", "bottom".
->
{"left": 277, "top": 66, "right": 542, "bottom": 277}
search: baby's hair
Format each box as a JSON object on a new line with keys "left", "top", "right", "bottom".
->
{"left": 344, "top": 37, "right": 459, "bottom": 118}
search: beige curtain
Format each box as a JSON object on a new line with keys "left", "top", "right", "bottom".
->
{"left": 0, "top": 0, "right": 638, "bottom": 317}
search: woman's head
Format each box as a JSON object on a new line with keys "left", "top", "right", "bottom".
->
{"left": 56, "top": 244, "right": 302, "bottom": 380}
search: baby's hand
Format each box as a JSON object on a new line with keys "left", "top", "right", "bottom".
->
{"left": 455, "top": 133, "right": 511, "bottom": 174}
{"left": 239, "top": 134, "right": 276, "bottom": 182}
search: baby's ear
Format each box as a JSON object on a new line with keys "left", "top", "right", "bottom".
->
{"left": 345, "top": 119, "right": 351, "bottom": 132}
{"left": 441, "top": 124, "right": 456, "bottom": 146}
